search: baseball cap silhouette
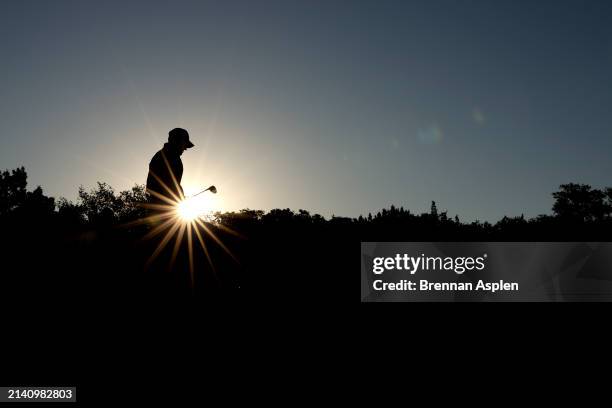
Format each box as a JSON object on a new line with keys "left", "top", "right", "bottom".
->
{"left": 168, "top": 128, "right": 194, "bottom": 148}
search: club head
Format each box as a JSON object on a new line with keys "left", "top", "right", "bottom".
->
{"left": 208, "top": 185, "right": 217, "bottom": 194}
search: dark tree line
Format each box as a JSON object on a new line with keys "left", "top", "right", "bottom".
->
{"left": 3, "top": 167, "right": 612, "bottom": 239}
{"left": 2, "top": 166, "right": 612, "bottom": 307}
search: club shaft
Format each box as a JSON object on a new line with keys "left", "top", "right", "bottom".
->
{"left": 191, "top": 187, "right": 211, "bottom": 197}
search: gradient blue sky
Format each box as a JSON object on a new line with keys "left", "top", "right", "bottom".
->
{"left": 2, "top": 0, "right": 612, "bottom": 221}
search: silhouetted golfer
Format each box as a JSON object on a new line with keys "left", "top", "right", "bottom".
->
{"left": 146, "top": 128, "right": 194, "bottom": 215}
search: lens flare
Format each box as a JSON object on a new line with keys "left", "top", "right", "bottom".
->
{"left": 136, "top": 170, "right": 237, "bottom": 289}
{"left": 177, "top": 198, "right": 202, "bottom": 221}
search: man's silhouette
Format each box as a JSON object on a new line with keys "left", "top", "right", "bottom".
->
{"left": 146, "top": 128, "right": 194, "bottom": 216}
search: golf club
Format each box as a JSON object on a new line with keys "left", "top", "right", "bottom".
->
{"left": 191, "top": 185, "right": 217, "bottom": 198}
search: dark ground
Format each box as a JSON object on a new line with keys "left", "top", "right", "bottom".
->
{"left": 2, "top": 170, "right": 612, "bottom": 402}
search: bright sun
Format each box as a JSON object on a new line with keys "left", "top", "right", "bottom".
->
{"left": 177, "top": 198, "right": 202, "bottom": 221}
{"left": 142, "top": 184, "right": 235, "bottom": 287}
{"left": 176, "top": 193, "right": 221, "bottom": 222}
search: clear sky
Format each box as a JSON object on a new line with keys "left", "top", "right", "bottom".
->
{"left": 2, "top": 0, "right": 612, "bottom": 221}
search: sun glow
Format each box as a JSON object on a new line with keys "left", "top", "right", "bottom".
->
{"left": 133, "top": 173, "right": 236, "bottom": 289}
{"left": 175, "top": 190, "right": 221, "bottom": 222}
{"left": 177, "top": 198, "right": 202, "bottom": 221}
{"left": 176, "top": 195, "right": 220, "bottom": 222}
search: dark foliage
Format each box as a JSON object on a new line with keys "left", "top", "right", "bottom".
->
{"left": 2, "top": 166, "right": 612, "bottom": 309}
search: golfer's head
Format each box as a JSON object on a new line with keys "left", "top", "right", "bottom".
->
{"left": 168, "top": 128, "right": 195, "bottom": 155}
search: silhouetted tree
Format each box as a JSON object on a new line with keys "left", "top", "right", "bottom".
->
{"left": 552, "top": 183, "right": 611, "bottom": 221}
{"left": 0, "top": 167, "right": 27, "bottom": 216}
{"left": 117, "top": 184, "right": 148, "bottom": 222}
{"left": 440, "top": 210, "right": 448, "bottom": 223}
{"left": 21, "top": 186, "right": 55, "bottom": 217}
{"left": 57, "top": 197, "right": 85, "bottom": 225}
{"left": 75, "top": 182, "right": 147, "bottom": 224}
{"left": 0, "top": 167, "right": 54, "bottom": 219}
{"left": 430, "top": 201, "right": 438, "bottom": 219}
{"left": 78, "top": 182, "right": 120, "bottom": 223}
